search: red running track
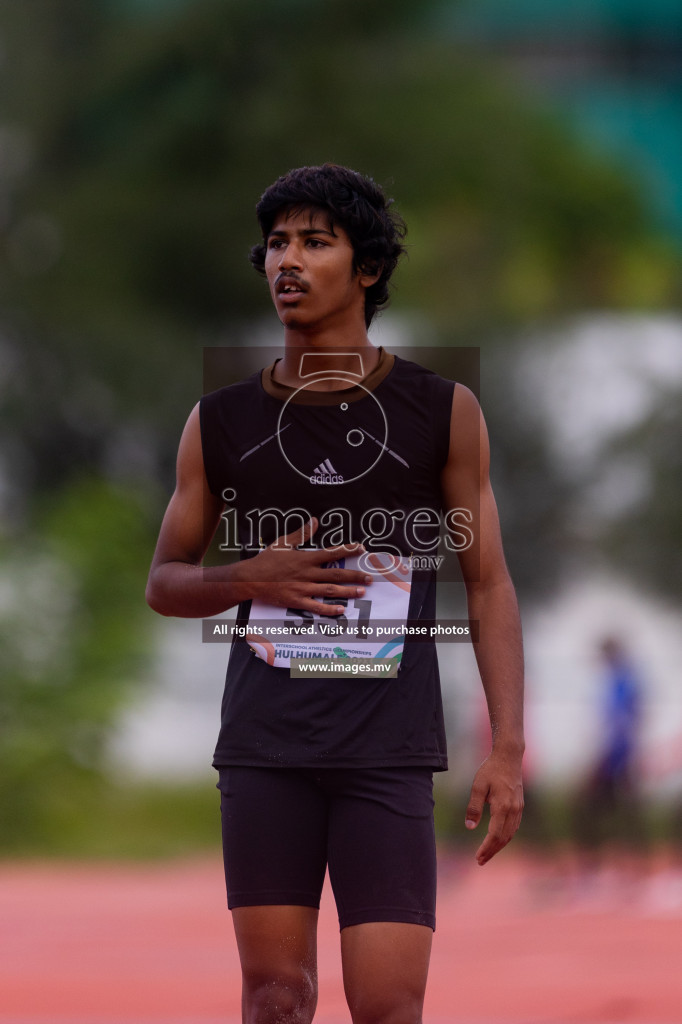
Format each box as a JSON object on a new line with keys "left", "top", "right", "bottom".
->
{"left": 1, "top": 851, "right": 681, "bottom": 1023}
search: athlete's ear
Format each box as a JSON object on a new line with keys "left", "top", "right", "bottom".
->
{"left": 357, "top": 260, "right": 382, "bottom": 288}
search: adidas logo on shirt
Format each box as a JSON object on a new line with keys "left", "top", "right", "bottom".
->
{"left": 310, "top": 458, "right": 344, "bottom": 484}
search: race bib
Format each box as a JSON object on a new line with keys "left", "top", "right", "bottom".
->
{"left": 245, "top": 551, "right": 412, "bottom": 672}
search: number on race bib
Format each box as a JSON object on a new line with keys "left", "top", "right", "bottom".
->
{"left": 246, "top": 554, "right": 412, "bottom": 672}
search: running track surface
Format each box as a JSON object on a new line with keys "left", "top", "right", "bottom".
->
{"left": 2, "top": 851, "right": 682, "bottom": 1024}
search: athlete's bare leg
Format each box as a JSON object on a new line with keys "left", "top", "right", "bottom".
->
{"left": 341, "top": 922, "right": 433, "bottom": 1024}
{"left": 232, "top": 906, "right": 319, "bottom": 1024}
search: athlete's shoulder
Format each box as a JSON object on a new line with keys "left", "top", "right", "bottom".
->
{"left": 390, "top": 353, "right": 456, "bottom": 388}
{"left": 389, "top": 354, "right": 456, "bottom": 413}
{"left": 391, "top": 353, "right": 445, "bottom": 378}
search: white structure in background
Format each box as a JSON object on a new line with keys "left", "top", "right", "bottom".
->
{"left": 110, "top": 314, "right": 682, "bottom": 793}
{"left": 512, "top": 313, "right": 682, "bottom": 523}
{"left": 109, "top": 615, "right": 232, "bottom": 782}
{"left": 512, "top": 313, "right": 682, "bottom": 794}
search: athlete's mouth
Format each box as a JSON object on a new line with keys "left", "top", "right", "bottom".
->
{"left": 276, "top": 275, "right": 307, "bottom": 296}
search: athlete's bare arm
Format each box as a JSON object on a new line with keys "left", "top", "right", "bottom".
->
{"left": 440, "top": 384, "right": 525, "bottom": 865}
{"left": 146, "top": 403, "right": 371, "bottom": 618}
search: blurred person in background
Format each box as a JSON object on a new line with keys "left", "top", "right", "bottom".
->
{"left": 573, "top": 635, "right": 645, "bottom": 882}
{"left": 146, "top": 164, "right": 524, "bottom": 1024}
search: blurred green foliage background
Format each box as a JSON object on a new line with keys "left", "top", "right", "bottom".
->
{"left": 1, "top": 0, "right": 680, "bottom": 856}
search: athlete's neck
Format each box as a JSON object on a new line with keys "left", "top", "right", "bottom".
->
{"left": 274, "top": 337, "right": 380, "bottom": 391}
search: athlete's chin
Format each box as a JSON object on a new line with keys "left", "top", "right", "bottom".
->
{"left": 278, "top": 311, "right": 312, "bottom": 330}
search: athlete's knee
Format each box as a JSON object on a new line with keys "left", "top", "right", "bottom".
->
{"left": 242, "top": 967, "right": 318, "bottom": 1024}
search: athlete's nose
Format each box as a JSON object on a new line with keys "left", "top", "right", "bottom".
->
{"left": 278, "top": 241, "right": 303, "bottom": 271}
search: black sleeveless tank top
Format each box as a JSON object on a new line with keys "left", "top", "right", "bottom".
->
{"left": 200, "top": 350, "right": 454, "bottom": 770}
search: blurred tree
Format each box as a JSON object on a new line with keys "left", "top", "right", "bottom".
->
{"left": 0, "top": 478, "right": 155, "bottom": 849}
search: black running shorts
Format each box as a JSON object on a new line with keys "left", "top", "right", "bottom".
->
{"left": 216, "top": 765, "right": 437, "bottom": 931}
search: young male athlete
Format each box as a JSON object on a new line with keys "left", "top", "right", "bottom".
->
{"left": 146, "top": 164, "right": 524, "bottom": 1024}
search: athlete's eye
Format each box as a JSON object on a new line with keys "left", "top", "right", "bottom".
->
{"left": 267, "top": 238, "right": 286, "bottom": 250}
{"left": 306, "top": 238, "right": 326, "bottom": 248}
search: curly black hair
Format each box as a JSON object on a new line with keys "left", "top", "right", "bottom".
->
{"left": 249, "top": 164, "right": 406, "bottom": 328}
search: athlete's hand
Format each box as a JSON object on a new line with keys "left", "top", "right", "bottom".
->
{"left": 245, "top": 517, "right": 372, "bottom": 616}
{"left": 464, "top": 748, "right": 524, "bottom": 865}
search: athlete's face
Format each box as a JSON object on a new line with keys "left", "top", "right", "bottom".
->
{"left": 264, "top": 208, "right": 376, "bottom": 331}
